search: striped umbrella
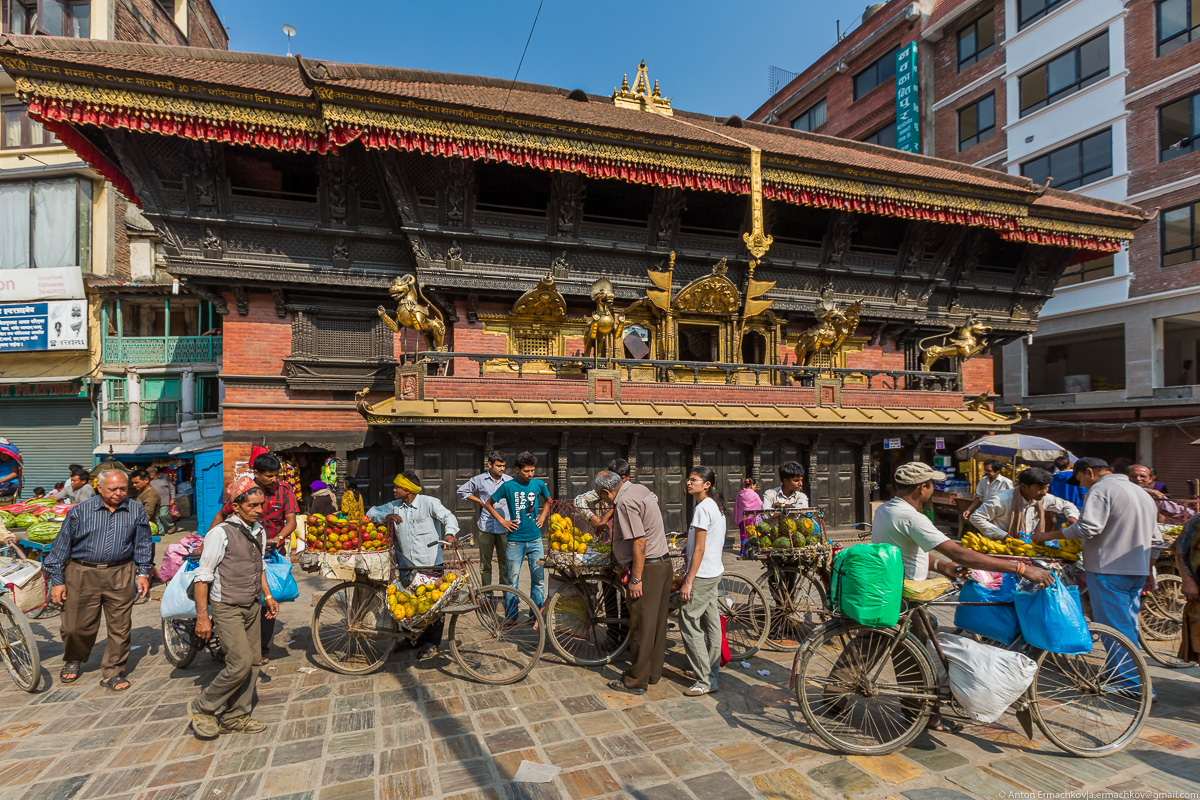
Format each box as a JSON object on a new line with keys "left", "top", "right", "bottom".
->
{"left": 955, "top": 434, "right": 1074, "bottom": 463}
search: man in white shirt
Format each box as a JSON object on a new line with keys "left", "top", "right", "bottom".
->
{"left": 762, "top": 461, "right": 808, "bottom": 511}
{"left": 962, "top": 459, "right": 1011, "bottom": 522}
{"left": 969, "top": 467, "right": 1079, "bottom": 541}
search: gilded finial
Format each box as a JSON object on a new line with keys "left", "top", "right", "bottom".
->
{"left": 620, "top": 73, "right": 629, "bottom": 92}
{"left": 652, "top": 79, "right": 661, "bottom": 97}
{"left": 612, "top": 60, "right": 673, "bottom": 115}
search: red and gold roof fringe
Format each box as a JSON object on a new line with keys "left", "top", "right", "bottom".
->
{"left": 37, "top": 113, "right": 142, "bottom": 207}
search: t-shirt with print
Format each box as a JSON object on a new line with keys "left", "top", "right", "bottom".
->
{"left": 688, "top": 497, "right": 727, "bottom": 579}
{"left": 871, "top": 496, "right": 949, "bottom": 581}
{"left": 489, "top": 477, "right": 550, "bottom": 543}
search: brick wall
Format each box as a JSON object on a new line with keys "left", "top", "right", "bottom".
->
{"left": 929, "top": 0, "right": 1007, "bottom": 164}
{"left": 1124, "top": 1, "right": 1200, "bottom": 95}
{"left": 114, "top": 0, "right": 226, "bottom": 48}
{"left": 187, "top": 0, "right": 227, "bottom": 49}
{"left": 1125, "top": 73, "right": 1200, "bottom": 198}
{"left": 220, "top": 292, "right": 292, "bottom": 374}
{"left": 1128, "top": 183, "right": 1200, "bottom": 297}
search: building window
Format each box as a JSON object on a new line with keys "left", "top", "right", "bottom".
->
{"left": 2, "top": 0, "right": 89, "bottom": 36}
{"left": 957, "top": 11, "right": 996, "bottom": 70}
{"left": 958, "top": 94, "right": 996, "bottom": 149}
{"left": 1162, "top": 201, "right": 1200, "bottom": 267}
{"left": 0, "top": 177, "right": 92, "bottom": 270}
{"left": 1, "top": 102, "right": 57, "bottom": 149}
{"left": 1019, "top": 31, "right": 1109, "bottom": 117}
{"left": 1026, "top": 325, "right": 1125, "bottom": 395}
{"left": 103, "top": 377, "right": 128, "bottom": 424}
{"left": 195, "top": 374, "right": 220, "bottom": 415}
{"left": 1158, "top": 0, "right": 1199, "bottom": 55}
{"left": 852, "top": 45, "right": 901, "bottom": 100}
{"left": 863, "top": 120, "right": 898, "bottom": 149}
{"left": 1018, "top": 0, "right": 1070, "bottom": 29}
{"left": 1021, "top": 128, "right": 1112, "bottom": 191}
{"left": 791, "top": 98, "right": 827, "bottom": 132}
{"left": 1162, "top": 314, "right": 1200, "bottom": 386}
{"left": 1160, "top": 91, "right": 1200, "bottom": 161}
{"left": 1056, "top": 253, "right": 1115, "bottom": 287}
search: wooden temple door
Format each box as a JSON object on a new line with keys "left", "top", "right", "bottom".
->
{"left": 566, "top": 441, "right": 622, "bottom": 503}
{"left": 415, "top": 444, "right": 484, "bottom": 532}
{"left": 811, "top": 441, "right": 860, "bottom": 531}
{"left": 700, "top": 438, "right": 749, "bottom": 543}
{"left": 633, "top": 441, "right": 688, "bottom": 533}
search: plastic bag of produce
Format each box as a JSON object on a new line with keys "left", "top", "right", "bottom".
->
{"left": 161, "top": 558, "right": 199, "bottom": 618}
{"left": 829, "top": 543, "right": 903, "bottom": 627}
{"left": 264, "top": 549, "right": 299, "bottom": 603}
{"left": 954, "top": 574, "right": 1019, "bottom": 645}
{"left": 1014, "top": 575, "right": 1091, "bottom": 654}
{"left": 938, "top": 632, "right": 1037, "bottom": 722}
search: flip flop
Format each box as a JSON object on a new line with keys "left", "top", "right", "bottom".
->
{"left": 926, "top": 717, "right": 962, "bottom": 733}
{"left": 60, "top": 662, "right": 82, "bottom": 683}
{"left": 99, "top": 674, "right": 131, "bottom": 692}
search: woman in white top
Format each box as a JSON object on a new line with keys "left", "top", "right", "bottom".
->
{"left": 680, "top": 466, "right": 727, "bottom": 697}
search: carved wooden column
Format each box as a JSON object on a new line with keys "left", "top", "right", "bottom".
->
{"left": 628, "top": 432, "right": 640, "bottom": 479}
{"left": 693, "top": 433, "right": 704, "bottom": 469}
{"left": 752, "top": 433, "right": 764, "bottom": 480}
{"left": 859, "top": 441, "right": 872, "bottom": 526}
{"left": 335, "top": 448, "right": 347, "bottom": 495}
{"left": 402, "top": 432, "right": 415, "bottom": 472}
{"left": 484, "top": 431, "right": 495, "bottom": 470}
{"left": 557, "top": 431, "right": 569, "bottom": 498}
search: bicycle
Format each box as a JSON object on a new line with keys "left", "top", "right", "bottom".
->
{"left": 0, "top": 543, "right": 41, "bottom": 692}
{"left": 162, "top": 616, "right": 225, "bottom": 668}
{"left": 793, "top": 563, "right": 1152, "bottom": 758}
{"left": 311, "top": 534, "right": 546, "bottom": 684}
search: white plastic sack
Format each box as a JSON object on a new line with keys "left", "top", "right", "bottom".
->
{"left": 938, "top": 632, "right": 1037, "bottom": 723}
{"left": 160, "top": 561, "right": 199, "bottom": 619}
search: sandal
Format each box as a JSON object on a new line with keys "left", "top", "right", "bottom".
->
{"left": 926, "top": 717, "right": 962, "bottom": 733}
{"left": 99, "top": 675, "right": 132, "bottom": 692}
{"left": 60, "top": 662, "right": 82, "bottom": 683}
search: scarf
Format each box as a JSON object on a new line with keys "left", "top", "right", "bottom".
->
{"left": 1007, "top": 490, "right": 1044, "bottom": 540}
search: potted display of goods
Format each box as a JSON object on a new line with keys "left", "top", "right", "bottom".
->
{"left": 304, "top": 513, "right": 390, "bottom": 553}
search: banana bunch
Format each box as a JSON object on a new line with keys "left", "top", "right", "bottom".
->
{"left": 960, "top": 532, "right": 1034, "bottom": 556}
{"left": 1033, "top": 538, "right": 1081, "bottom": 562}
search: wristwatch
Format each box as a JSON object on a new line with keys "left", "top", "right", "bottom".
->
{"left": 629, "top": 577, "right": 642, "bottom": 585}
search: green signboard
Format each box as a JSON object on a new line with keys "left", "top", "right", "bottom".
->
{"left": 0, "top": 380, "right": 86, "bottom": 399}
{"left": 895, "top": 42, "right": 920, "bottom": 153}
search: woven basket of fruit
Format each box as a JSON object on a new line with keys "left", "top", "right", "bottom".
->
{"left": 387, "top": 571, "right": 464, "bottom": 630}
{"left": 300, "top": 512, "right": 392, "bottom": 579}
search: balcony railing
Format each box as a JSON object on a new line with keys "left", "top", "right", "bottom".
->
{"left": 102, "top": 336, "right": 222, "bottom": 365}
{"left": 399, "top": 351, "right": 962, "bottom": 392}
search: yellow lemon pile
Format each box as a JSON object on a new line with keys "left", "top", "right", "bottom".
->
{"left": 548, "top": 513, "right": 591, "bottom": 554}
{"left": 387, "top": 572, "right": 459, "bottom": 621}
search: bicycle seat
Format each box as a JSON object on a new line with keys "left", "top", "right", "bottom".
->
{"left": 901, "top": 576, "right": 954, "bottom": 603}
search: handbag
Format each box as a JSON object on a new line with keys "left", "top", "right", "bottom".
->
{"left": 719, "top": 615, "right": 732, "bottom": 667}
{"left": 264, "top": 549, "right": 299, "bottom": 603}
{"left": 168, "top": 502, "right": 182, "bottom": 522}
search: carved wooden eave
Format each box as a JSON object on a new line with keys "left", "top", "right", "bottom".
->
{"left": 674, "top": 259, "right": 740, "bottom": 315}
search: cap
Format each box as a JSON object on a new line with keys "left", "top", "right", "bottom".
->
{"left": 227, "top": 474, "right": 257, "bottom": 502}
{"left": 893, "top": 462, "right": 946, "bottom": 486}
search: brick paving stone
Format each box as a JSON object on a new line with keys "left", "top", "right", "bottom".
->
{"left": 1027, "top": 753, "right": 1118, "bottom": 785}
{"left": 434, "top": 735, "right": 485, "bottom": 766}
{"left": 516, "top": 703, "right": 565, "bottom": 724}
{"left": 284, "top": 700, "right": 331, "bottom": 720}
{"left": 711, "top": 741, "right": 784, "bottom": 776}
{"left": 377, "top": 771, "right": 434, "bottom": 800}
{"left": 572, "top": 712, "right": 625, "bottom": 737}
{"left": 684, "top": 771, "right": 756, "bottom": 800}
{"left": 326, "top": 731, "right": 375, "bottom": 757}
{"left": 595, "top": 732, "right": 648, "bottom": 760}
{"left": 529, "top": 718, "right": 582, "bottom": 744}
{"left": 466, "top": 692, "right": 510, "bottom": 712}
{"left": 558, "top": 766, "right": 622, "bottom": 800}
{"left": 272, "top": 738, "right": 325, "bottom": 766}
{"left": 109, "top": 742, "right": 176, "bottom": 769}
{"left": 17, "top": 775, "right": 89, "bottom": 800}
{"left": 901, "top": 789, "right": 977, "bottom": 800}
{"left": 147, "top": 756, "right": 215, "bottom": 788}
{"left": 900, "top": 742, "right": 970, "bottom": 772}
{"left": 258, "top": 763, "right": 320, "bottom": 798}
{"left": 1139, "top": 728, "right": 1197, "bottom": 752}
{"left": 509, "top": 685, "right": 553, "bottom": 705}
{"left": 429, "top": 716, "right": 475, "bottom": 739}
{"left": 135, "top": 782, "right": 203, "bottom": 800}
{"left": 261, "top": 794, "right": 313, "bottom": 800}
{"left": 752, "top": 768, "right": 831, "bottom": 800}
{"left": 607, "top": 755, "right": 669, "bottom": 786}
{"left": 318, "top": 779, "right": 376, "bottom": 800}
{"left": 560, "top": 695, "right": 607, "bottom": 716}
{"left": 213, "top": 746, "right": 270, "bottom": 777}
{"left": 475, "top": 709, "right": 522, "bottom": 730}
{"left": 656, "top": 746, "right": 721, "bottom": 778}
{"left": 82, "top": 764, "right": 156, "bottom": 799}
{"left": 507, "top": 784, "right": 563, "bottom": 800}
{"left": 278, "top": 718, "right": 328, "bottom": 742}
{"left": 127, "top": 721, "right": 189, "bottom": 745}
{"left": 332, "top": 711, "right": 374, "bottom": 733}
{"left": 482, "top": 727, "right": 535, "bottom": 754}
{"left": 442, "top": 790, "right": 501, "bottom": 800}
{"left": 75, "top": 728, "right": 130, "bottom": 752}
{"left": 543, "top": 740, "right": 603, "bottom": 769}
{"left": 48, "top": 749, "right": 113, "bottom": 778}
{"left": 196, "top": 773, "right": 261, "bottom": 800}
{"left": 988, "top": 755, "right": 1083, "bottom": 795}
{"left": 321, "top": 755, "right": 375, "bottom": 786}
{"left": 629, "top": 723, "right": 688, "bottom": 752}
{"left": 945, "top": 766, "right": 1031, "bottom": 798}
{"left": 424, "top": 698, "right": 466, "bottom": 718}
{"left": 620, "top": 705, "right": 664, "bottom": 728}
{"left": 147, "top": 703, "right": 189, "bottom": 722}
{"left": 491, "top": 749, "right": 539, "bottom": 781}
{"left": 381, "top": 744, "right": 427, "bottom": 775}
{"left": 846, "top": 754, "right": 924, "bottom": 785}
{"left": 436, "top": 760, "right": 493, "bottom": 795}
{"left": 808, "top": 761, "right": 878, "bottom": 794}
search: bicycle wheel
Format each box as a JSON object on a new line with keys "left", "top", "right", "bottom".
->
{"left": 717, "top": 573, "right": 769, "bottom": 660}
{"left": 313, "top": 581, "right": 398, "bottom": 675}
{"left": 0, "top": 596, "right": 41, "bottom": 692}
{"left": 545, "top": 577, "right": 630, "bottom": 666}
{"left": 1138, "top": 575, "right": 1189, "bottom": 669}
{"left": 1029, "top": 622, "right": 1153, "bottom": 757}
{"left": 447, "top": 585, "right": 545, "bottom": 685}
{"left": 761, "top": 567, "right": 829, "bottom": 651}
{"left": 795, "top": 619, "right": 937, "bottom": 756}
{"left": 162, "top": 617, "right": 199, "bottom": 668}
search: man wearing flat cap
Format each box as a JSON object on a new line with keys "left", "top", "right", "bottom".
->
{"left": 367, "top": 470, "right": 460, "bottom": 660}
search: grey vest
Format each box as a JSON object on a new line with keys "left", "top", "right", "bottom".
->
{"left": 215, "top": 519, "right": 265, "bottom": 607}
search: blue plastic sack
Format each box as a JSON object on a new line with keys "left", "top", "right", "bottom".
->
{"left": 954, "top": 575, "right": 1019, "bottom": 645}
{"left": 1014, "top": 575, "right": 1092, "bottom": 654}
{"left": 264, "top": 549, "right": 299, "bottom": 603}
{"left": 160, "top": 558, "right": 199, "bottom": 619}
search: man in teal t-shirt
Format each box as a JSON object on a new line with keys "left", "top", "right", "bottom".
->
{"left": 484, "top": 451, "right": 550, "bottom": 619}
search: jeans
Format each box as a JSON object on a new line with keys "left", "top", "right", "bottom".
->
{"left": 1087, "top": 571, "right": 1146, "bottom": 689}
{"left": 504, "top": 538, "right": 545, "bottom": 620}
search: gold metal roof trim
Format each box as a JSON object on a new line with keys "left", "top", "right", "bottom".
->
{"left": 359, "top": 396, "right": 1013, "bottom": 430}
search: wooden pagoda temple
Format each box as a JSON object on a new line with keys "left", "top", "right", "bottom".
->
{"left": 0, "top": 37, "right": 1146, "bottom": 530}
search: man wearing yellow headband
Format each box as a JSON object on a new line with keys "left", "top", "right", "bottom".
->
{"left": 367, "top": 469, "right": 460, "bottom": 659}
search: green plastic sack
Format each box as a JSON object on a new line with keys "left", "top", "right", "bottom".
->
{"left": 829, "top": 542, "right": 904, "bottom": 627}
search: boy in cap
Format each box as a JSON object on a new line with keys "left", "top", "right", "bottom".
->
{"left": 188, "top": 475, "right": 280, "bottom": 739}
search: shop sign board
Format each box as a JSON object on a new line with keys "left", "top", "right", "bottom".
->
{"left": 0, "top": 266, "right": 85, "bottom": 302}
{"left": 935, "top": 436, "right": 945, "bottom": 450}
{"left": 0, "top": 300, "right": 88, "bottom": 352}
{"left": 884, "top": 438, "right": 902, "bottom": 450}
{"left": 0, "top": 380, "right": 86, "bottom": 398}
{"left": 895, "top": 42, "right": 920, "bottom": 154}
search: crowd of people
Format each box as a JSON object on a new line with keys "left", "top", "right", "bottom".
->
{"left": 3, "top": 445, "right": 1196, "bottom": 741}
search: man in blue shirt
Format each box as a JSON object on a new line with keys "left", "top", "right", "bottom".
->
{"left": 485, "top": 451, "right": 550, "bottom": 619}
{"left": 456, "top": 450, "right": 512, "bottom": 588}
{"left": 45, "top": 469, "right": 153, "bottom": 690}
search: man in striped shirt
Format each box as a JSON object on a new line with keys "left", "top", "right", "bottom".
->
{"left": 45, "top": 469, "right": 153, "bottom": 690}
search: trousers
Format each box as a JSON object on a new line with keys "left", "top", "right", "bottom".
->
{"left": 623, "top": 559, "right": 673, "bottom": 690}
{"left": 679, "top": 575, "right": 721, "bottom": 691}
{"left": 61, "top": 561, "right": 136, "bottom": 679}
{"left": 196, "top": 601, "right": 261, "bottom": 718}
{"left": 477, "top": 527, "right": 509, "bottom": 588}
